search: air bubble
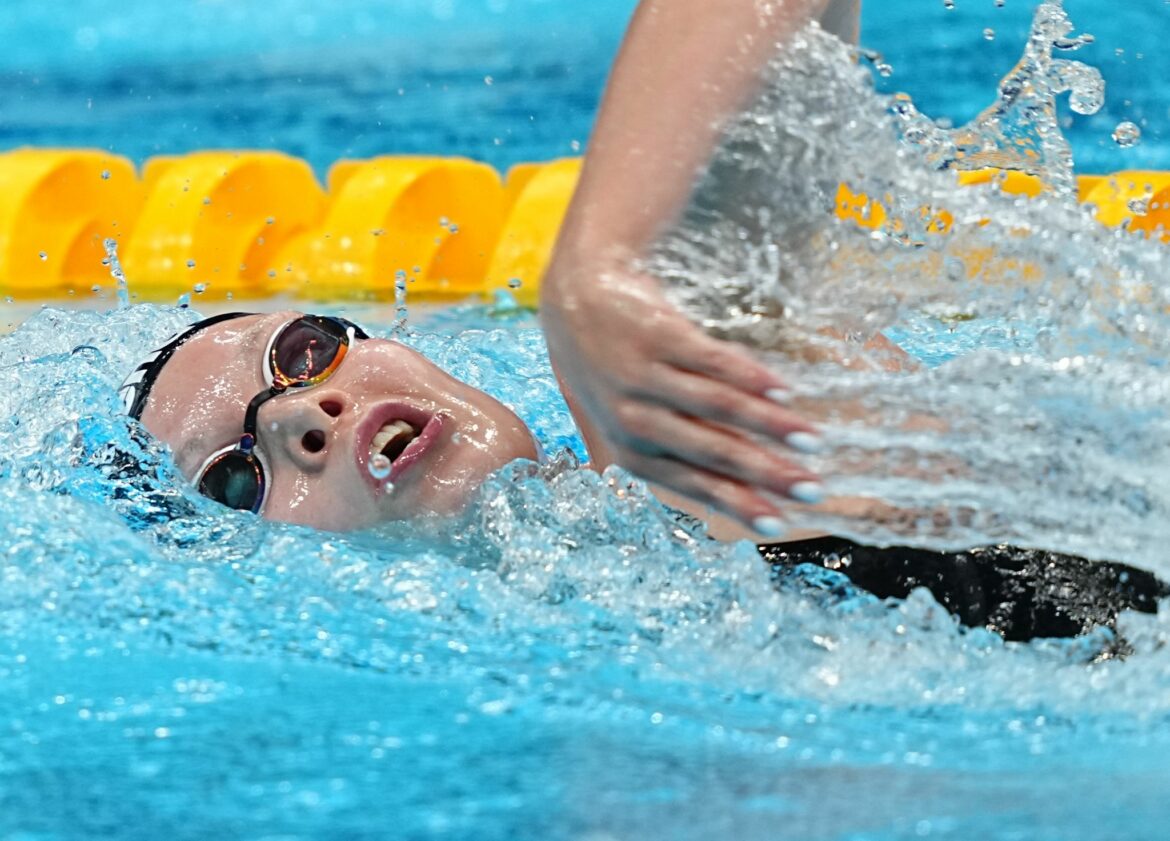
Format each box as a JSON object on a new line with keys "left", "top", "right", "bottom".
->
{"left": 368, "top": 455, "right": 392, "bottom": 480}
{"left": 1112, "top": 121, "right": 1142, "bottom": 148}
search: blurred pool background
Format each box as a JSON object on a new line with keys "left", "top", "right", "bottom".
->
{"left": 0, "top": 0, "right": 1165, "bottom": 176}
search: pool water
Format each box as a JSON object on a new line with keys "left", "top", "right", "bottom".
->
{"left": 0, "top": 0, "right": 1165, "bottom": 175}
{"left": 2, "top": 1, "right": 1170, "bottom": 839}
{"left": 2, "top": 298, "right": 1169, "bottom": 839}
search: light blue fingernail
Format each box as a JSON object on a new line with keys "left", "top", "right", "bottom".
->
{"left": 789, "top": 482, "right": 826, "bottom": 505}
{"left": 785, "top": 432, "right": 824, "bottom": 454}
{"left": 752, "top": 516, "right": 788, "bottom": 538}
{"left": 765, "top": 388, "right": 790, "bottom": 404}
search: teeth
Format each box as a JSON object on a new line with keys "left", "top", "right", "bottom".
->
{"left": 370, "top": 420, "right": 417, "bottom": 461}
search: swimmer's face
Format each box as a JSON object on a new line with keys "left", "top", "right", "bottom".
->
{"left": 140, "top": 311, "right": 538, "bottom": 530}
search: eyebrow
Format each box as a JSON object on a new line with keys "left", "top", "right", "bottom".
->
{"left": 175, "top": 317, "right": 280, "bottom": 470}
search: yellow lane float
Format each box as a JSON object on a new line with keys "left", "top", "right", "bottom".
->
{"left": 286, "top": 156, "right": 504, "bottom": 300}
{"left": 123, "top": 151, "right": 325, "bottom": 298}
{"left": 1081, "top": 171, "right": 1170, "bottom": 240}
{"left": 0, "top": 150, "right": 141, "bottom": 295}
{"left": 484, "top": 157, "right": 582, "bottom": 308}
{"left": 0, "top": 147, "right": 1165, "bottom": 303}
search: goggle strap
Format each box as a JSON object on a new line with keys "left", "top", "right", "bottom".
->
{"left": 243, "top": 386, "right": 283, "bottom": 437}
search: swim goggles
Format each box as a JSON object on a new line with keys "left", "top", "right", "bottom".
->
{"left": 196, "top": 314, "right": 369, "bottom": 513}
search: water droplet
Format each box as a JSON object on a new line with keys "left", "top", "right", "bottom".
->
{"left": 368, "top": 455, "right": 392, "bottom": 480}
{"left": 103, "top": 238, "right": 130, "bottom": 308}
{"left": 876, "top": 62, "right": 893, "bottom": 77}
{"left": 266, "top": 216, "right": 275, "bottom": 225}
{"left": 177, "top": 293, "right": 191, "bottom": 308}
{"left": 984, "top": 28, "right": 996, "bottom": 41}
{"left": 193, "top": 283, "right": 207, "bottom": 294}
{"left": 451, "top": 432, "right": 464, "bottom": 445}
{"left": 382, "top": 481, "right": 395, "bottom": 494}
{"left": 507, "top": 278, "right": 523, "bottom": 289}
{"left": 186, "top": 259, "right": 196, "bottom": 269}
{"left": 100, "top": 169, "right": 110, "bottom": 180}
{"left": 1128, "top": 197, "right": 1150, "bottom": 216}
{"left": 38, "top": 251, "right": 47, "bottom": 261}
{"left": 483, "top": 75, "right": 493, "bottom": 86}
{"left": 202, "top": 197, "right": 211, "bottom": 206}
{"left": 943, "top": 0, "right": 955, "bottom": 9}
{"left": 439, "top": 216, "right": 449, "bottom": 228}
{"left": 569, "top": 140, "right": 581, "bottom": 152}
{"left": 1112, "top": 121, "right": 1142, "bottom": 147}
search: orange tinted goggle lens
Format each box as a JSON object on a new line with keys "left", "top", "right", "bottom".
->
{"left": 269, "top": 317, "right": 350, "bottom": 388}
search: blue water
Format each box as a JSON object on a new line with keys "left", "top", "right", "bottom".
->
{"left": 3, "top": 2, "right": 1170, "bottom": 839}
{"left": 2, "top": 301, "right": 1169, "bottom": 839}
{"left": 0, "top": 0, "right": 1165, "bottom": 175}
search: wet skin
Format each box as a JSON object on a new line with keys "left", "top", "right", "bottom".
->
{"left": 141, "top": 311, "right": 539, "bottom": 530}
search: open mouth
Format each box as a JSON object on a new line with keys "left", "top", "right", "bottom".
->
{"left": 360, "top": 409, "right": 447, "bottom": 486}
{"left": 369, "top": 419, "right": 418, "bottom": 465}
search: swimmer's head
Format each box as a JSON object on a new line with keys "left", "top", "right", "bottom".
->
{"left": 120, "top": 311, "right": 538, "bottom": 530}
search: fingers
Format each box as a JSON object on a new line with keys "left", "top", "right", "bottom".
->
{"left": 642, "top": 365, "right": 821, "bottom": 451}
{"left": 664, "top": 328, "right": 788, "bottom": 397}
{"left": 615, "top": 403, "right": 821, "bottom": 502}
{"left": 621, "top": 451, "right": 791, "bottom": 536}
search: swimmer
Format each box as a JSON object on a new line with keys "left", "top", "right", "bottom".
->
{"left": 118, "top": 308, "right": 1168, "bottom": 647}
{"left": 120, "top": 0, "right": 1166, "bottom": 644}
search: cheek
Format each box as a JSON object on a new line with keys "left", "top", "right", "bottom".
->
{"left": 261, "top": 467, "right": 379, "bottom": 530}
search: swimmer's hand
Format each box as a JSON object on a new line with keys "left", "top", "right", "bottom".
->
{"left": 540, "top": 260, "right": 822, "bottom": 535}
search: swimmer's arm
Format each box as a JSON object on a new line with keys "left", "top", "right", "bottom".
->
{"left": 548, "top": 0, "right": 846, "bottom": 261}
{"left": 542, "top": 0, "right": 856, "bottom": 535}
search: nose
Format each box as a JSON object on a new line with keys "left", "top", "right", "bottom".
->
{"left": 259, "top": 388, "right": 349, "bottom": 470}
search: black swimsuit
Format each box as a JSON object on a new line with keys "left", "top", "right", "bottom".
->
{"left": 758, "top": 536, "right": 1168, "bottom": 643}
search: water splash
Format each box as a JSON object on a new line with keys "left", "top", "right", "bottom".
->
{"left": 647, "top": 1, "right": 1170, "bottom": 572}
{"left": 889, "top": 0, "right": 1102, "bottom": 194}
{"left": 101, "top": 237, "right": 130, "bottom": 308}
